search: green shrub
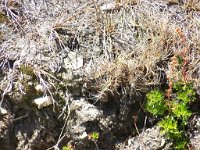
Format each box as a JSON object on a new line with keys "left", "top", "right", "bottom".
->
{"left": 145, "top": 81, "right": 196, "bottom": 150}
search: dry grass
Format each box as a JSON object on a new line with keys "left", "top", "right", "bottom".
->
{"left": 0, "top": 0, "right": 200, "bottom": 99}
{"left": 67, "top": 0, "right": 200, "bottom": 100}
{"left": 0, "top": 0, "right": 200, "bottom": 149}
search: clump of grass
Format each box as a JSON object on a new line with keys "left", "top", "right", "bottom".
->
{"left": 83, "top": 1, "right": 183, "bottom": 98}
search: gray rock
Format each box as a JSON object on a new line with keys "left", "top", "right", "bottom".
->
{"left": 64, "top": 51, "right": 84, "bottom": 70}
{"left": 190, "top": 116, "right": 200, "bottom": 150}
{"left": 122, "top": 127, "right": 172, "bottom": 150}
{"left": 67, "top": 98, "right": 103, "bottom": 140}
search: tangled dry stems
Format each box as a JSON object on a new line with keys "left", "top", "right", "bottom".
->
{"left": 0, "top": 0, "right": 200, "bottom": 110}
{"left": 0, "top": 0, "right": 200, "bottom": 148}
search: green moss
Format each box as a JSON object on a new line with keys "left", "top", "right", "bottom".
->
{"left": 19, "top": 65, "right": 42, "bottom": 107}
{"left": 176, "top": 55, "right": 184, "bottom": 65}
{"left": 20, "top": 65, "right": 36, "bottom": 79}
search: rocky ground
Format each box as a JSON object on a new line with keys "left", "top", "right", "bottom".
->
{"left": 0, "top": 0, "right": 200, "bottom": 149}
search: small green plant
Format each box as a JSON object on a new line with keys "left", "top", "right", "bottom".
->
{"left": 145, "top": 90, "right": 167, "bottom": 116}
{"left": 171, "top": 101, "right": 192, "bottom": 123}
{"left": 145, "top": 81, "right": 196, "bottom": 149}
{"left": 175, "top": 82, "right": 196, "bottom": 103}
{"left": 89, "top": 132, "right": 99, "bottom": 141}
{"left": 174, "top": 138, "right": 188, "bottom": 150}
{"left": 62, "top": 145, "right": 72, "bottom": 150}
{"left": 158, "top": 116, "right": 181, "bottom": 138}
{"left": 88, "top": 132, "right": 100, "bottom": 150}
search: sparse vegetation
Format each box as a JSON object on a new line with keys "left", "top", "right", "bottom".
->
{"left": 0, "top": 0, "right": 200, "bottom": 149}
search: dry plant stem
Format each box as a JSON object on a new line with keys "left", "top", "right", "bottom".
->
{"left": 166, "top": 28, "right": 190, "bottom": 98}
{"left": 47, "top": 93, "right": 71, "bottom": 150}
{"left": 39, "top": 74, "right": 57, "bottom": 110}
{"left": 0, "top": 70, "right": 14, "bottom": 108}
{"left": 176, "top": 28, "right": 190, "bottom": 81}
{"left": 143, "top": 116, "right": 147, "bottom": 131}
{"left": 93, "top": 140, "right": 100, "bottom": 150}
{"left": 35, "top": 70, "right": 59, "bottom": 109}
{"left": 4, "top": 0, "right": 24, "bottom": 31}
{"left": 133, "top": 101, "right": 146, "bottom": 135}
{"left": 58, "top": 92, "right": 71, "bottom": 119}
{"left": 133, "top": 114, "right": 140, "bottom": 135}
{"left": 166, "top": 75, "right": 173, "bottom": 98}
{"left": 47, "top": 120, "right": 67, "bottom": 150}
{"left": 13, "top": 113, "right": 29, "bottom": 122}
